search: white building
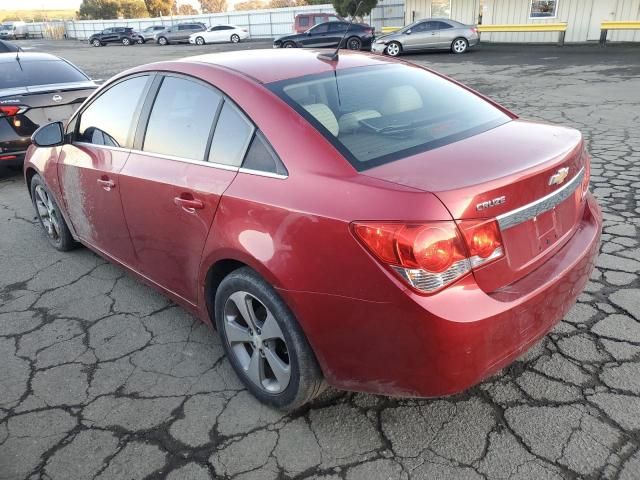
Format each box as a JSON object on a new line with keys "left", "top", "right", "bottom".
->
{"left": 403, "top": 0, "right": 640, "bottom": 42}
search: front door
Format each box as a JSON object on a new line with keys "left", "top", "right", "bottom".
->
{"left": 120, "top": 75, "right": 254, "bottom": 305}
{"left": 301, "top": 23, "right": 331, "bottom": 47}
{"left": 587, "top": 0, "right": 617, "bottom": 40}
{"left": 58, "top": 74, "right": 152, "bottom": 266}
{"left": 403, "top": 21, "right": 440, "bottom": 50}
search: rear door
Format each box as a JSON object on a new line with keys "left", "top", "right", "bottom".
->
{"left": 119, "top": 74, "right": 253, "bottom": 305}
{"left": 58, "top": 74, "right": 153, "bottom": 266}
{"left": 434, "top": 20, "right": 456, "bottom": 48}
{"left": 327, "top": 22, "right": 349, "bottom": 47}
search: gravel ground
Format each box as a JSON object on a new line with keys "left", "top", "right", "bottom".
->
{"left": 0, "top": 39, "right": 639, "bottom": 480}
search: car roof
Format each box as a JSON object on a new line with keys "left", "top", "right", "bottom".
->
{"left": 184, "top": 49, "right": 397, "bottom": 84}
{"left": 0, "top": 51, "right": 60, "bottom": 63}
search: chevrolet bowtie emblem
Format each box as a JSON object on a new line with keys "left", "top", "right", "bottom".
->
{"left": 549, "top": 167, "right": 569, "bottom": 186}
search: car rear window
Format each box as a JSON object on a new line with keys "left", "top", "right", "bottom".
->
{"left": 0, "top": 59, "right": 88, "bottom": 89}
{"left": 267, "top": 64, "right": 511, "bottom": 171}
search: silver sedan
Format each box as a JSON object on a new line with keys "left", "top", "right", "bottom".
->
{"left": 372, "top": 19, "right": 479, "bottom": 56}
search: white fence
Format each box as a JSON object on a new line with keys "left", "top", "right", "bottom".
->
{"left": 24, "top": 1, "right": 404, "bottom": 41}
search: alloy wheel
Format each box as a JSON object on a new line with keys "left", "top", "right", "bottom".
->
{"left": 347, "top": 38, "right": 361, "bottom": 50}
{"left": 158, "top": 37, "right": 167, "bottom": 45}
{"left": 122, "top": 37, "right": 131, "bottom": 46}
{"left": 386, "top": 42, "right": 400, "bottom": 56}
{"left": 223, "top": 291, "right": 291, "bottom": 394}
{"left": 92, "top": 39, "right": 101, "bottom": 47}
{"left": 231, "top": 34, "right": 240, "bottom": 43}
{"left": 284, "top": 42, "right": 294, "bottom": 48}
{"left": 452, "top": 38, "right": 467, "bottom": 53}
{"left": 196, "top": 36, "right": 205, "bottom": 45}
{"left": 34, "top": 185, "right": 61, "bottom": 242}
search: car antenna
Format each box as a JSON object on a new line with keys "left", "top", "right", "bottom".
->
{"left": 15, "top": 48, "right": 23, "bottom": 70}
{"left": 317, "top": 0, "right": 363, "bottom": 63}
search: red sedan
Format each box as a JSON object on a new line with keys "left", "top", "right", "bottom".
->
{"left": 24, "top": 49, "right": 601, "bottom": 410}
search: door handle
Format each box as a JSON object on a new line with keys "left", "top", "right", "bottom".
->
{"left": 97, "top": 177, "right": 115, "bottom": 191}
{"left": 174, "top": 195, "right": 204, "bottom": 212}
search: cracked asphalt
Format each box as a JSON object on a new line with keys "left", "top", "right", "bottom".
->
{"left": 1, "top": 40, "right": 639, "bottom": 479}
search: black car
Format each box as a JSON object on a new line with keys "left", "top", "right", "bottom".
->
{"left": 273, "top": 21, "right": 374, "bottom": 50}
{"left": 0, "top": 39, "right": 20, "bottom": 53}
{"left": 88, "top": 27, "right": 141, "bottom": 47}
{"left": 0, "top": 52, "right": 97, "bottom": 167}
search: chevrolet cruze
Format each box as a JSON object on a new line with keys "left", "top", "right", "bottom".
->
{"left": 24, "top": 50, "right": 601, "bottom": 410}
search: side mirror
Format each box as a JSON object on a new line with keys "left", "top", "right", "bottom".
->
{"left": 32, "top": 122, "right": 65, "bottom": 148}
{"left": 404, "top": 29, "right": 412, "bottom": 34}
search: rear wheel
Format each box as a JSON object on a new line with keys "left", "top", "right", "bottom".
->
{"left": 196, "top": 36, "right": 205, "bottom": 45}
{"left": 158, "top": 36, "right": 168, "bottom": 46}
{"left": 30, "top": 175, "right": 76, "bottom": 252}
{"left": 91, "top": 38, "right": 101, "bottom": 47}
{"left": 451, "top": 37, "right": 468, "bottom": 54}
{"left": 346, "top": 36, "right": 362, "bottom": 50}
{"left": 283, "top": 41, "right": 296, "bottom": 48}
{"left": 136, "top": 37, "right": 144, "bottom": 44}
{"left": 121, "top": 37, "right": 131, "bottom": 46}
{"left": 385, "top": 41, "right": 401, "bottom": 57}
{"left": 215, "top": 267, "right": 325, "bottom": 411}
{"left": 230, "top": 33, "right": 240, "bottom": 43}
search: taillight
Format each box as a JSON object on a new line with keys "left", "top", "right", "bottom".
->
{"left": 0, "top": 105, "right": 27, "bottom": 117}
{"left": 457, "top": 219, "right": 504, "bottom": 268}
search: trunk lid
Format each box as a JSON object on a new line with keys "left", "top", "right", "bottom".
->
{"left": 363, "top": 120, "right": 588, "bottom": 292}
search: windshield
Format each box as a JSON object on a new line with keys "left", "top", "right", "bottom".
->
{"left": 0, "top": 59, "right": 89, "bottom": 89}
{"left": 0, "top": 25, "right": 12, "bottom": 30}
{"left": 268, "top": 64, "right": 511, "bottom": 170}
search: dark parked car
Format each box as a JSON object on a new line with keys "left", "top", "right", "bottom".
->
{"left": 155, "top": 23, "right": 206, "bottom": 45}
{"left": 0, "top": 39, "right": 20, "bottom": 53}
{"left": 0, "top": 52, "right": 97, "bottom": 167}
{"left": 273, "top": 21, "right": 374, "bottom": 50}
{"left": 89, "top": 27, "right": 141, "bottom": 47}
{"left": 140, "top": 25, "right": 166, "bottom": 43}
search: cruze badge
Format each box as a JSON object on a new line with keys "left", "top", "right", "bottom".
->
{"left": 549, "top": 167, "right": 569, "bottom": 186}
{"left": 476, "top": 196, "right": 506, "bottom": 212}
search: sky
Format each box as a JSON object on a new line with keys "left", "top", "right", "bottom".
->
{"left": 0, "top": 0, "right": 202, "bottom": 10}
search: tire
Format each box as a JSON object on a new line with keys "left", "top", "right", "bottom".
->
{"left": 385, "top": 41, "right": 401, "bottom": 57}
{"left": 157, "top": 36, "right": 168, "bottom": 46}
{"left": 137, "top": 37, "right": 144, "bottom": 44}
{"left": 230, "top": 34, "right": 240, "bottom": 43}
{"left": 30, "top": 175, "right": 76, "bottom": 252}
{"left": 346, "top": 36, "right": 361, "bottom": 50}
{"left": 122, "top": 37, "right": 131, "bottom": 46}
{"left": 451, "top": 37, "right": 468, "bottom": 54}
{"left": 196, "top": 36, "right": 205, "bottom": 45}
{"left": 91, "top": 38, "right": 101, "bottom": 47}
{"left": 215, "top": 267, "right": 325, "bottom": 411}
{"left": 283, "top": 41, "right": 296, "bottom": 48}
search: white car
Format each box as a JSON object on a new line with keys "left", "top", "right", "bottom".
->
{"left": 189, "top": 25, "right": 249, "bottom": 45}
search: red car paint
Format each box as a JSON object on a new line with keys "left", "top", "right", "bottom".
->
{"left": 24, "top": 50, "right": 601, "bottom": 398}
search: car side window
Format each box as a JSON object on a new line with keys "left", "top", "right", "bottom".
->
{"left": 435, "top": 21, "right": 453, "bottom": 29}
{"left": 77, "top": 75, "right": 149, "bottom": 148}
{"left": 329, "top": 22, "right": 348, "bottom": 33}
{"left": 242, "top": 131, "right": 287, "bottom": 176}
{"left": 208, "top": 101, "right": 254, "bottom": 167}
{"left": 211, "top": 26, "right": 222, "bottom": 31}
{"left": 178, "top": 25, "right": 187, "bottom": 30}
{"left": 143, "top": 76, "right": 222, "bottom": 161}
{"left": 313, "top": 16, "right": 325, "bottom": 24}
{"left": 311, "top": 23, "right": 329, "bottom": 34}
{"left": 299, "top": 17, "right": 309, "bottom": 27}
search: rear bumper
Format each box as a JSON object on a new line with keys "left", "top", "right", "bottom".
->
{"left": 283, "top": 193, "right": 602, "bottom": 397}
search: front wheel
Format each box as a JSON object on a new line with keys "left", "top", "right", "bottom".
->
{"left": 196, "top": 36, "right": 205, "bottom": 45}
{"left": 157, "top": 36, "right": 168, "bottom": 46}
{"left": 283, "top": 41, "right": 296, "bottom": 48}
{"left": 121, "top": 37, "right": 131, "bottom": 46}
{"left": 91, "top": 38, "right": 101, "bottom": 47}
{"left": 30, "top": 175, "right": 76, "bottom": 252}
{"left": 451, "top": 37, "right": 468, "bottom": 54}
{"left": 385, "top": 41, "right": 401, "bottom": 57}
{"left": 136, "top": 37, "right": 144, "bottom": 44}
{"left": 346, "top": 36, "right": 362, "bottom": 50}
{"left": 230, "top": 34, "right": 240, "bottom": 43}
{"left": 215, "top": 267, "right": 325, "bottom": 411}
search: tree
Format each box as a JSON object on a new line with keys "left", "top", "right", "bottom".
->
{"left": 177, "top": 3, "right": 199, "bottom": 14}
{"left": 234, "top": 0, "right": 264, "bottom": 10}
{"left": 332, "top": 0, "right": 377, "bottom": 17}
{"left": 199, "top": 0, "right": 227, "bottom": 13}
{"left": 120, "top": 0, "right": 149, "bottom": 17}
{"left": 78, "top": 0, "right": 120, "bottom": 19}
{"left": 143, "top": 0, "right": 176, "bottom": 16}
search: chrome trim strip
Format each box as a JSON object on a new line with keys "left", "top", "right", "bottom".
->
{"left": 238, "top": 167, "right": 288, "bottom": 179}
{"left": 74, "top": 142, "right": 131, "bottom": 154}
{"left": 497, "top": 167, "right": 585, "bottom": 231}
